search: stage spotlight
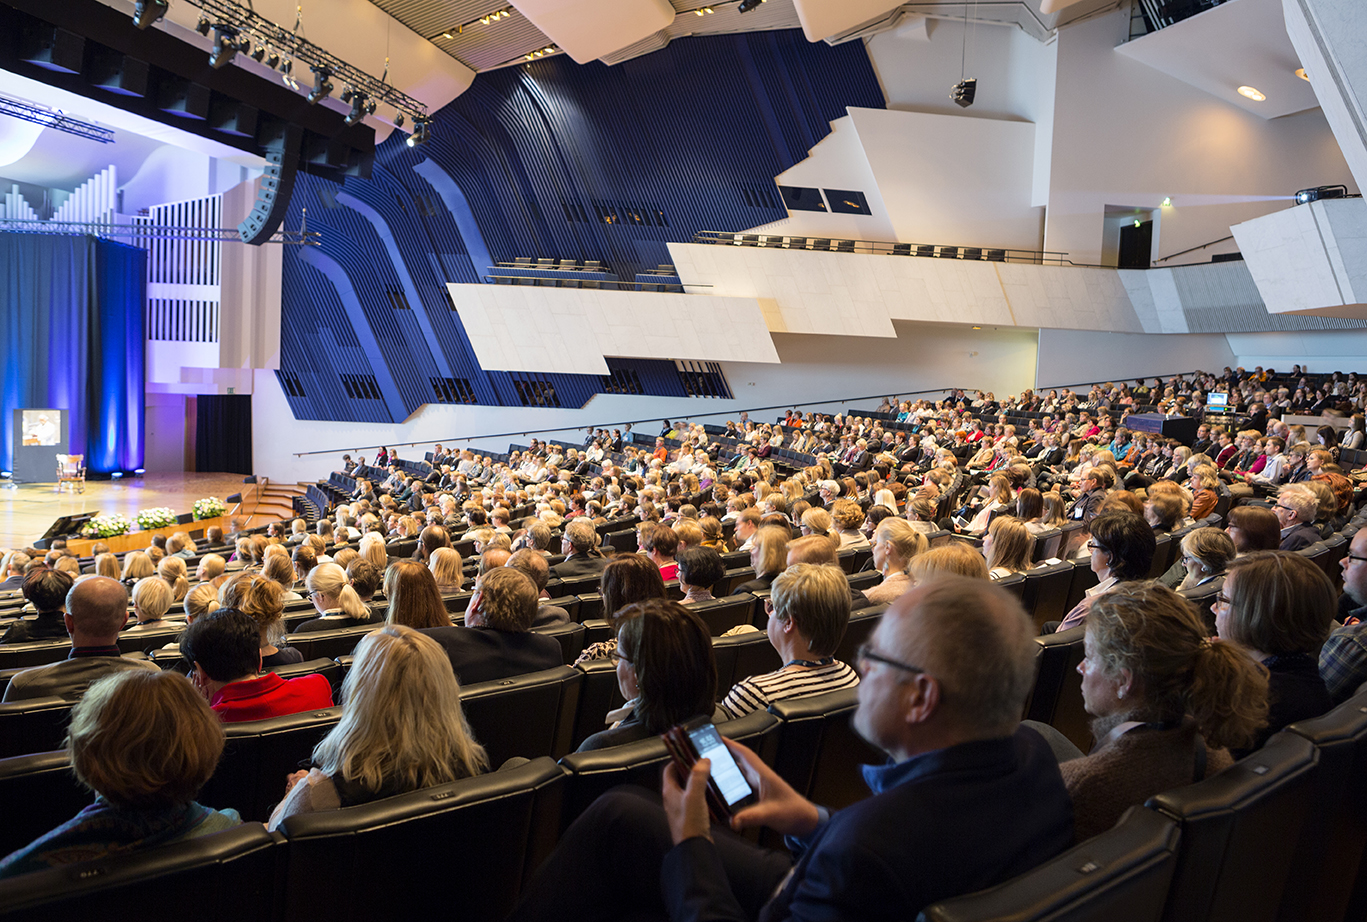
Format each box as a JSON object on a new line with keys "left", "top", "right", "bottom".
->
{"left": 195, "top": 15, "right": 212, "bottom": 35}
{"left": 266, "top": 50, "right": 279, "bottom": 68}
{"left": 738, "top": 0, "right": 765, "bottom": 12}
{"left": 250, "top": 43, "right": 266, "bottom": 62}
{"left": 365, "top": 99, "right": 377, "bottom": 116}
{"left": 394, "top": 112, "right": 405, "bottom": 128}
{"left": 307, "top": 67, "right": 334, "bottom": 104}
{"left": 132, "top": 0, "right": 168, "bottom": 29}
{"left": 209, "top": 28, "right": 239, "bottom": 69}
{"left": 951, "top": 77, "right": 977, "bottom": 108}
{"left": 406, "top": 119, "right": 430, "bottom": 147}
{"left": 345, "top": 93, "right": 368, "bottom": 126}
{"left": 133, "top": 468, "right": 145, "bottom": 476}
{"left": 340, "top": 86, "right": 355, "bottom": 104}
{"left": 111, "top": 472, "right": 123, "bottom": 479}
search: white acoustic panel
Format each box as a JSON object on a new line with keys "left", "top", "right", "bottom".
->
{"left": 510, "top": 0, "right": 674, "bottom": 64}
{"left": 1232, "top": 198, "right": 1367, "bottom": 316}
{"left": 447, "top": 284, "right": 779, "bottom": 374}
{"left": 791, "top": 0, "right": 900, "bottom": 41}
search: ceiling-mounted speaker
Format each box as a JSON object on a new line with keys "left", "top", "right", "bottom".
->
{"left": 238, "top": 123, "right": 302, "bottom": 245}
{"left": 89, "top": 50, "right": 150, "bottom": 98}
{"left": 18, "top": 25, "right": 84, "bottom": 73}
{"left": 156, "top": 76, "right": 211, "bottom": 119}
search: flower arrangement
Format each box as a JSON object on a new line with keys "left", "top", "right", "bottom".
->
{"left": 193, "top": 496, "right": 227, "bottom": 520}
{"left": 135, "top": 507, "right": 178, "bottom": 531}
{"left": 81, "top": 514, "right": 130, "bottom": 539}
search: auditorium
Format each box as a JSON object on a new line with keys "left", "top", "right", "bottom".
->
{"left": 3, "top": 0, "right": 1367, "bottom": 917}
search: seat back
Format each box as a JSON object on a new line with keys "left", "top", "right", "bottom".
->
{"left": 1147, "top": 731, "right": 1319, "bottom": 922}
{"left": 460, "top": 666, "right": 583, "bottom": 765}
{"left": 1064, "top": 561, "right": 1100, "bottom": 611}
{"left": 1178, "top": 578, "right": 1224, "bottom": 635}
{"left": 833, "top": 605, "right": 887, "bottom": 668}
{"left": 531, "top": 620, "right": 587, "bottom": 663}
{"left": 1147, "top": 535, "right": 1172, "bottom": 579}
{"left": 199, "top": 707, "right": 343, "bottom": 822}
{"left": 557, "top": 710, "right": 780, "bottom": 828}
{"left": 920, "top": 806, "right": 1181, "bottom": 922}
{"left": 1019, "top": 561, "right": 1075, "bottom": 633}
{"left": 0, "top": 824, "right": 281, "bottom": 922}
{"left": 1280, "top": 691, "right": 1367, "bottom": 922}
{"left": 1033, "top": 528, "right": 1064, "bottom": 562}
{"left": 0, "top": 750, "right": 90, "bottom": 859}
{"left": 686, "top": 594, "right": 756, "bottom": 635}
{"left": 768, "top": 687, "right": 884, "bottom": 809}
{"left": 1023, "top": 626, "right": 1091, "bottom": 752}
{"left": 285, "top": 625, "right": 375, "bottom": 660}
{"left": 0, "top": 640, "right": 73, "bottom": 669}
{"left": 713, "top": 630, "right": 783, "bottom": 697}
{"left": 279, "top": 758, "right": 566, "bottom": 922}
{"left": 570, "top": 659, "right": 626, "bottom": 751}
{"left": 0, "top": 696, "right": 73, "bottom": 759}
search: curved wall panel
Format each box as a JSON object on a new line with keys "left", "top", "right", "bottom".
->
{"left": 277, "top": 29, "right": 884, "bottom": 422}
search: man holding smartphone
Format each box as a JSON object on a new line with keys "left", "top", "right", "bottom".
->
{"left": 510, "top": 576, "right": 1073, "bottom": 922}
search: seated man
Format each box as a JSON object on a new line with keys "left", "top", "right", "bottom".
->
{"left": 506, "top": 550, "right": 570, "bottom": 627}
{"left": 0, "top": 567, "right": 75, "bottom": 644}
{"left": 0, "top": 552, "right": 30, "bottom": 592}
{"left": 1320, "top": 529, "right": 1367, "bottom": 704}
{"left": 720, "top": 563, "right": 858, "bottom": 719}
{"left": 3, "top": 577, "right": 159, "bottom": 702}
{"left": 553, "top": 518, "right": 609, "bottom": 579}
{"left": 508, "top": 576, "right": 1072, "bottom": 922}
{"left": 422, "top": 567, "right": 562, "bottom": 686}
{"left": 181, "top": 609, "right": 334, "bottom": 722}
{"left": 1274, "top": 485, "right": 1321, "bottom": 551}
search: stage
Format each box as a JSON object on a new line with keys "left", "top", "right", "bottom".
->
{"left": 0, "top": 473, "right": 285, "bottom": 549}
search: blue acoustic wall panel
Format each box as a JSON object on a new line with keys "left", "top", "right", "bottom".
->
{"left": 276, "top": 29, "right": 884, "bottom": 422}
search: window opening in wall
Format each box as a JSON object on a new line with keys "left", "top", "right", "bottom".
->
{"left": 342, "top": 373, "right": 382, "bottom": 400}
{"left": 510, "top": 373, "right": 561, "bottom": 407}
{"left": 676, "top": 361, "right": 732, "bottom": 399}
{"left": 601, "top": 364, "right": 644, "bottom": 395}
{"left": 431, "top": 376, "right": 476, "bottom": 404}
{"left": 279, "top": 370, "right": 305, "bottom": 397}
{"left": 387, "top": 290, "right": 411, "bottom": 310}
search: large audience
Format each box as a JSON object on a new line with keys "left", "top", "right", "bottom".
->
{"left": 1, "top": 364, "right": 1366, "bottom": 918}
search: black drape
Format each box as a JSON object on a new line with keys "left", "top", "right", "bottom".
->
{"left": 196, "top": 394, "right": 253, "bottom": 474}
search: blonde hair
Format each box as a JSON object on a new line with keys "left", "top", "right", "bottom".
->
{"left": 910, "top": 542, "right": 990, "bottom": 581}
{"left": 769, "top": 564, "right": 850, "bottom": 656}
{"left": 985, "top": 517, "right": 1035, "bottom": 575}
{"left": 306, "top": 563, "right": 368, "bottom": 620}
{"left": 312, "top": 625, "right": 487, "bottom": 796}
{"left": 158, "top": 556, "right": 190, "bottom": 602}
{"left": 800, "top": 508, "right": 834, "bottom": 538}
{"left": 359, "top": 533, "right": 388, "bottom": 571}
{"left": 184, "top": 582, "right": 220, "bottom": 619}
{"left": 94, "top": 553, "right": 120, "bottom": 579}
{"left": 121, "top": 551, "right": 154, "bottom": 582}
{"left": 132, "top": 576, "right": 174, "bottom": 621}
{"left": 219, "top": 572, "right": 287, "bottom": 645}
{"left": 69, "top": 670, "right": 224, "bottom": 809}
{"left": 750, "top": 525, "right": 792, "bottom": 577}
{"left": 874, "top": 518, "right": 928, "bottom": 567}
{"left": 428, "top": 547, "right": 463, "bottom": 590}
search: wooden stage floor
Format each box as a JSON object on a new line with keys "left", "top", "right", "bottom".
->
{"left": 0, "top": 473, "right": 257, "bottom": 549}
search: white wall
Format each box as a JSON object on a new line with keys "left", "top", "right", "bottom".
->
{"left": 759, "top": 116, "right": 896, "bottom": 240}
{"left": 250, "top": 322, "right": 1040, "bottom": 482}
{"left": 1036, "top": 329, "right": 1237, "bottom": 388}
{"left": 1226, "top": 330, "right": 1367, "bottom": 371}
{"left": 1046, "top": 7, "right": 1357, "bottom": 266}
{"left": 119, "top": 145, "right": 216, "bottom": 216}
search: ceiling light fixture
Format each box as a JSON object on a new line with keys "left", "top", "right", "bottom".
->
{"left": 737, "top": 0, "right": 765, "bottom": 12}
{"left": 344, "top": 92, "right": 368, "bottom": 126}
{"left": 132, "top": 0, "right": 168, "bottom": 30}
{"left": 195, "top": 15, "right": 212, "bottom": 34}
{"left": 406, "top": 119, "right": 430, "bottom": 148}
{"left": 1237, "top": 85, "right": 1266, "bottom": 101}
{"left": 1295, "top": 67, "right": 1309, "bottom": 82}
{"left": 307, "top": 66, "right": 334, "bottom": 104}
{"left": 1161, "top": 196, "right": 1172, "bottom": 207}
{"left": 208, "top": 28, "right": 239, "bottom": 69}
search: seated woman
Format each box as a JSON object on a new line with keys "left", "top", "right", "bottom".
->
{"left": 93, "top": 552, "right": 121, "bottom": 580}
{"left": 0, "top": 568, "right": 74, "bottom": 644}
{"left": 1188, "top": 466, "right": 1221, "bottom": 521}
{"left": 158, "top": 557, "right": 190, "bottom": 604}
{"left": 120, "top": 551, "right": 154, "bottom": 589}
{"left": 0, "top": 670, "right": 240, "bottom": 877}
{"left": 677, "top": 546, "right": 725, "bottom": 605}
{"left": 1215, "top": 551, "right": 1335, "bottom": 756}
{"left": 1058, "top": 583, "right": 1267, "bottom": 841}
{"left": 1225, "top": 505, "right": 1281, "bottom": 555}
{"left": 731, "top": 525, "right": 789, "bottom": 596}
{"left": 866, "top": 518, "right": 928, "bottom": 604}
{"left": 267, "top": 624, "right": 486, "bottom": 828}
{"left": 125, "top": 577, "right": 177, "bottom": 632}
{"left": 577, "top": 599, "right": 716, "bottom": 751}
{"left": 904, "top": 497, "right": 940, "bottom": 534}
{"left": 294, "top": 563, "right": 376, "bottom": 632}
{"left": 909, "top": 542, "right": 990, "bottom": 581}
{"left": 220, "top": 572, "right": 302, "bottom": 667}
{"left": 1057, "top": 512, "right": 1156, "bottom": 632}
{"left": 829, "top": 499, "right": 870, "bottom": 551}
{"left": 720, "top": 564, "right": 858, "bottom": 719}
{"left": 1158, "top": 527, "right": 1235, "bottom": 591}
{"left": 1014, "top": 488, "right": 1052, "bottom": 536}
{"left": 427, "top": 547, "right": 464, "bottom": 594}
{"left": 384, "top": 560, "right": 453, "bottom": 629}
{"left": 574, "top": 555, "right": 668, "bottom": 664}
{"left": 183, "top": 610, "right": 334, "bottom": 722}
{"left": 984, "top": 517, "right": 1036, "bottom": 579}
{"left": 799, "top": 508, "right": 836, "bottom": 542}
{"left": 964, "top": 474, "right": 1015, "bottom": 535}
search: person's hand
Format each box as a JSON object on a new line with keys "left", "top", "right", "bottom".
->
{"left": 283, "top": 769, "right": 309, "bottom": 798}
{"left": 662, "top": 758, "right": 714, "bottom": 846}
{"left": 724, "top": 739, "right": 820, "bottom": 837}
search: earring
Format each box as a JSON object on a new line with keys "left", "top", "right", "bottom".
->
{"left": 1116, "top": 688, "right": 1125, "bottom": 700}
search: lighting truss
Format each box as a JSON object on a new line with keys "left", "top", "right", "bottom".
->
{"left": 182, "top": 0, "right": 428, "bottom": 129}
{"left": 0, "top": 217, "right": 320, "bottom": 245}
{"left": 0, "top": 93, "right": 114, "bottom": 143}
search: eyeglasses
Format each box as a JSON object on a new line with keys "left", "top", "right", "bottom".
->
{"left": 1346, "top": 554, "right": 1367, "bottom": 564}
{"left": 1274, "top": 504, "right": 1296, "bottom": 513}
{"left": 856, "top": 643, "right": 926, "bottom": 675}
{"left": 1086, "top": 542, "right": 1105, "bottom": 551}
{"left": 1214, "top": 593, "right": 1233, "bottom": 608}
{"left": 608, "top": 650, "right": 631, "bottom": 665}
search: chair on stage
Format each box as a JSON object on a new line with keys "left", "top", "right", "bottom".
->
{"left": 55, "top": 455, "right": 85, "bottom": 494}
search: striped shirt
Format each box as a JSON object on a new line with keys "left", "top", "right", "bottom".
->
{"left": 720, "top": 661, "right": 860, "bottom": 720}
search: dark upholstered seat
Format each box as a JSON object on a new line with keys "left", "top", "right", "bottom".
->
{"left": 461, "top": 665, "right": 583, "bottom": 765}
{"left": 0, "top": 696, "right": 72, "bottom": 759}
{"left": 767, "top": 687, "right": 883, "bottom": 810}
{"left": 1024, "top": 626, "right": 1090, "bottom": 753}
{"left": 0, "top": 749, "right": 90, "bottom": 859}
{"left": 198, "top": 706, "right": 343, "bottom": 823}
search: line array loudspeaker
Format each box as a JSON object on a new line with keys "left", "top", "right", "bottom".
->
{"left": 238, "top": 124, "right": 302, "bottom": 245}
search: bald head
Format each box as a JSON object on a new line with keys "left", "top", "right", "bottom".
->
{"left": 856, "top": 576, "right": 1035, "bottom": 759}
{"left": 66, "top": 576, "right": 131, "bottom": 643}
{"left": 479, "top": 547, "right": 512, "bottom": 575}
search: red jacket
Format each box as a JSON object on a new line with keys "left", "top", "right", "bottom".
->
{"left": 210, "top": 672, "right": 334, "bottom": 723}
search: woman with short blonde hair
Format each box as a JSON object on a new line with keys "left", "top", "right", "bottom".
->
{"left": 359, "top": 533, "right": 388, "bottom": 571}
{"left": 268, "top": 625, "right": 487, "bottom": 828}
{"left": 128, "top": 577, "right": 175, "bottom": 631}
{"left": 120, "top": 551, "right": 154, "bottom": 585}
{"left": 428, "top": 547, "right": 463, "bottom": 593}
{"left": 93, "top": 552, "right": 121, "bottom": 579}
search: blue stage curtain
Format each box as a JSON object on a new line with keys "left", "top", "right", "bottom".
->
{"left": 0, "top": 233, "right": 145, "bottom": 475}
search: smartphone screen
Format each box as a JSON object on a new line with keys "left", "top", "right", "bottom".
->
{"left": 687, "top": 723, "right": 753, "bottom": 807}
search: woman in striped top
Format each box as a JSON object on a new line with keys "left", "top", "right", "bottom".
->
{"left": 719, "top": 563, "right": 859, "bottom": 720}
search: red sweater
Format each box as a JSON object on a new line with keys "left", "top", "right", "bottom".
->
{"left": 210, "top": 672, "right": 334, "bottom": 723}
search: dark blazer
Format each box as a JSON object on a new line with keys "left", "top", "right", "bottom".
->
{"left": 731, "top": 574, "right": 775, "bottom": 596}
{"left": 551, "top": 553, "right": 609, "bottom": 581}
{"left": 660, "top": 727, "right": 1073, "bottom": 922}
{"left": 1066, "top": 489, "right": 1105, "bottom": 523}
{"left": 1279, "top": 523, "right": 1321, "bottom": 552}
{"left": 421, "top": 625, "right": 563, "bottom": 686}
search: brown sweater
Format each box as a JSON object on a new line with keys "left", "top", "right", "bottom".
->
{"left": 1060, "top": 723, "right": 1233, "bottom": 843}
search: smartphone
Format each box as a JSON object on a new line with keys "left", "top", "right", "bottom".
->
{"left": 662, "top": 718, "right": 757, "bottom": 822}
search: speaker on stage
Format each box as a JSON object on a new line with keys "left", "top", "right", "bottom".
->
{"left": 238, "top": 123, "right": 302, "bottom": 245}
